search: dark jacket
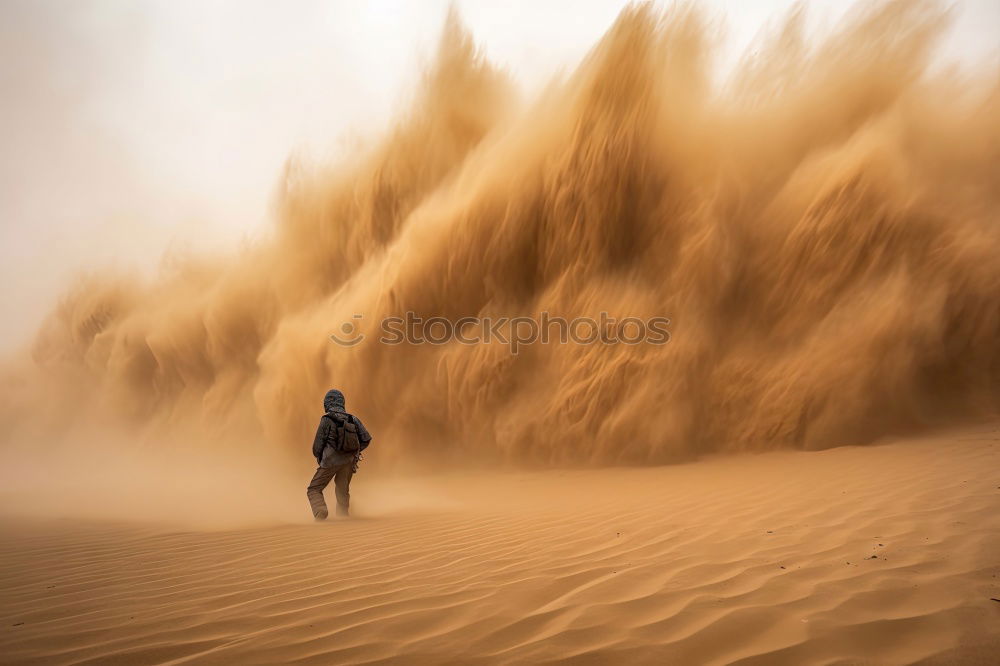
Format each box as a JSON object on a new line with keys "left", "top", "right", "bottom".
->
{"left": 312, "top": 389, "right": 372, "bottom": 467}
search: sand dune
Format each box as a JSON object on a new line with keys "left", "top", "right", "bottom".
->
{"left": 2, "top": 429, "right": 998, "bottom": 664}
{"left": 2, "top": 3, "right": 998, "bottom": 664}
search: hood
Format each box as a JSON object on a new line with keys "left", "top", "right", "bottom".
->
{"left": 324, "top": 389, "right": 346, "bottom": 413}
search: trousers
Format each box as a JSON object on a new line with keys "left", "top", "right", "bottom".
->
{"left": 306, "top": 462, "right": 354, "bottom": 519}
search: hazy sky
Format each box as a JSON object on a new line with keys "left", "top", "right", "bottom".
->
{"left": 0, "top": 0, "right": 997, "bottom": 350}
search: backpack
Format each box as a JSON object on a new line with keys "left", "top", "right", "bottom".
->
{"left": 326, "top": 411, "right": 362, "bottom": 454}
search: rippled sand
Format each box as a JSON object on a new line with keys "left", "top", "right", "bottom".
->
{"left": 2, "top": 429, "right": 999, "bottom": 664}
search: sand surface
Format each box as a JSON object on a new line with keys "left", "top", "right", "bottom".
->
{"left": 2, "top": 430, "right": 999, "bottom": 665}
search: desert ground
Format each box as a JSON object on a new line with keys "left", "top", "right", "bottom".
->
{"left": 2, "top": 1, "right": 999, "bottom": 664}
{"left": 2, "top": 428, "right": 998, "bottom": 665}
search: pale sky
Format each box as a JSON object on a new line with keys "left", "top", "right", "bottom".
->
{"left": 0, "top": 0, "right": 997, "bottom": 350}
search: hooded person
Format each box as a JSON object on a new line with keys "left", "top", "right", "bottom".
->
{"left": 306, "top": 389, "right": 372, "bottom": 519}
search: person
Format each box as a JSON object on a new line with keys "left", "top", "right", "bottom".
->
{"left": 306, "top": 389, "right": 372, "bottom": 520}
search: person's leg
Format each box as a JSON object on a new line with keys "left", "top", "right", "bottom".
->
{"left": 306, "top": 465, "right": 337, "bottom": 520}
{"left": 333, "top": 463, "right": 355, "bottom": 517}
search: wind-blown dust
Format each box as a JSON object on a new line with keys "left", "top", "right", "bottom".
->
{"left": 2, "top": 5, "right": 1000, "bottom": 662}
{"left": 2, "top": 1, "right": 998, "bottom": 468}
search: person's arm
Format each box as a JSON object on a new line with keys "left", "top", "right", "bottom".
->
{"left": 312, "top": 417, "right": 330, "bottom": 463}
{"left": 354, "top": 416, "right": 372, "bottom": 451}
